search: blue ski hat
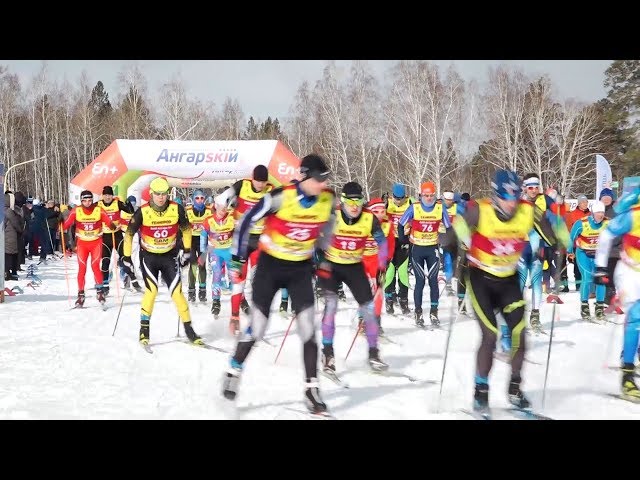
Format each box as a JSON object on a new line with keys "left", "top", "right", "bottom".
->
{"left": 127, "top": 195, "right": 137, "bottom": 204}
{"left": 392, "top": 183, "right": 406, "bottom": 198}
{"left": 492, "top": 170, "right": 521, "bottom": 201}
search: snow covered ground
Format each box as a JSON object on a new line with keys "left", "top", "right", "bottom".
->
{"left": 1, "top": 255, "right": 637, "bottom": 420}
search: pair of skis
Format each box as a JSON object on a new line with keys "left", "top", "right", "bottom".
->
{"left": 460, "top": 406, "right": 552, "bottom": 420}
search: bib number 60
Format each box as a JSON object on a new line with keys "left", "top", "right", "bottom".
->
{"left": 153, "top": 229, "right": 169, "bottom": 238}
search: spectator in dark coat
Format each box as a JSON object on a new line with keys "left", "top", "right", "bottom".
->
{"left": 4, "top": 192, "right": 24, "bottom": 280}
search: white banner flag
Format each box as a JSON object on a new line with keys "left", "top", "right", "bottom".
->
{"left": 595, "top": 154, "right": 612, "bottom": 200}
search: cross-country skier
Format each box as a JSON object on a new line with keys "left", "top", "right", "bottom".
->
{"left": 62, "top": 190, "right": 117, "bottom": 308}
{"left": 200, "top": 199, "right": 235, "bottom": 319}
{"left": 359, "top": 197, "right": 394, "bottom": 334}
{"left": 594, "top": 187, "right": 640, "bottom": 402}
{"left": 121, "top": 177, "right": 203, "bottom": 348}
{"left": 318, "top": 184, "right": 389, "bottom": 375}
{"left": 96, "top": 186, "right": 135, "bottom": 296}
{"left": 384, "top": 183, "right": 412, "bottom": 315}
{"left": 453, "top": 170, "right": 562, "bottom": 414}
{"left": 398, "top": 181, "right": 452, "bottom": 328}
{"left": 221, "top": 154, "right": 334, "bottom": 416}
{"left": 118, "top": 195, "right": 142, "bottom": 292}
{"left": 568, "top": 200, "right": 609, "bottom": 321}
{"left": 186, "top": 190, "right": 212, "bottom": 303}
{"left": 214, "top": 165, "right": 274, "bottom": 330}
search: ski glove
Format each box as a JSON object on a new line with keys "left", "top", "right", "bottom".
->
{"left": 229, "top": 255, "right": 246, "bottom": 283}
{"left": 179, "top": 250, "right": 191, "bottom": 268}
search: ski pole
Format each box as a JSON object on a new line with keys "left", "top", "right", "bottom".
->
{"left": 112, "top": 231, "right": 121, "bottom": 300}
{"left": 112, "top": 290, "right": 127, "bottom": 336}
{"left": 59, "top": 223, "right": 72, "bottom": 306}
{"left": 437, "top": 253, "right": 466, "bottom": 413}
{"left": 274, "top": 314, "right": 296, "bottom": 364}
{"left": 345, "top": 315, "right": 364, "bottom": 362}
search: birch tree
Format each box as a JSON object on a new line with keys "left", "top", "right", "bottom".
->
{"left": 313, "top": 61, "right": 352, "bottom": 187}
{"left": 114, "top": 63, "right": 153, "bottom": 139}
{"left": 0, "top": 67, "right": 22, "bottom": 191}
{"left": 551, "top": 101, "right": 604, "bottom": 197}
{"left": 345, "top": 60, "right": 383, "bottom": 198}
{"left": 285, "top": 81, "right": 317, "bottom": 158}
{"left": 481, "top": 65, "right": 530, "bottom": 172}
{"left": 383, "top": 61, "right": 431, "bottom": 194}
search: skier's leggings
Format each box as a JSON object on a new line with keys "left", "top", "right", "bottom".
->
{"left": 100, "top": 230, "right": 123, "bottom": 286}
{"left": 384, "top": 240, "right": 409, "bottom": 299}
{"left": 231, "top": 234, "right": 260, "bottom": 315}
{"left": 467, "top": 266, "right": 527, "bottom": 379}
{"left": 518, "top": 242, "right": 543, "bottom": 310}
{"left": 231, "top": 253, "right": 319, "bottom": 381}
{"left": 576, "top": 249, "right": 605, "bottom": 303}
{"left": 411, "top": 244, "right": 440, "bottom": 311}
{"left": 76, "top": 238, "right": 103, "bottom": 291}
{"left": 139, "top": 249, "right": 191, "bottom": 324}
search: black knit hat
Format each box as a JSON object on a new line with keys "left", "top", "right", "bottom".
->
{"left": 300, "top": 154, "right": 330, "bottom": 182}
{"left": 252, "top": 165, "right": 269, "bottom": 182}
{"left": 102, "top": 186, "right": 114, "bottom": 195}
{"left": 80, "top": 190, "right": 93, "bottom": 200}
{"left": 342, "top": 181, "right": 363, "bottom": 199}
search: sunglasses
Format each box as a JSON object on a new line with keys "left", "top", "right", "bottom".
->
{"left": 194, "top": 196, "right": 205, "bottom": 200}
{"left": 151, "top": 190, "right": 169, "bottom": 196}
{"left": 526, "top": 186, "right": 538, "bottom": 190}
{"left": 311, "top": 172, "right": 330, "bottom": 182}
{"left": 342, "top": 196, "right": 364, "bottom": 207}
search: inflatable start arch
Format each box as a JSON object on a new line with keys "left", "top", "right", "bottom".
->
{"left": 69, "top": 139, "right": 301, "bottom": 204}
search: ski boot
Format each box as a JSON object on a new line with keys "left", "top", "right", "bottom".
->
{"left": 96, "top": 288, "right": 106, "bottom": 305}
{"left": 75, "top": 291, "right": 85, "bottom": 308}
{"left": 211, "top": 299, "right": 221, "bottom": 317}
{"left": 580, "top": 301, "right": 591, "bottom": 321}
{"left": 399, "top": 297, "right": 410, "bottom": 315}
{"left": 188, "top": 288, "right": 196, "bottom": 303}
{"left": 508, "top": 376, "right": 531, "bottom": 409}
{"left": 385, "top": 294, "right": 395, "bottom": 315}
{"left": 529, "top": 309, "right": 542, "bottom": 332}
{"left": 183, "top": 321, "right": 204, "bottom": 345}
{"left": 415, "top": 309, "right": 425, "bottom": 328}
{"left": 368, "top": 347, "right": 389, "bottom": 372}
{"left": 229, "top": 314, "right": 240, "bottom": 336}
{"left": 102, "top": 284, "right": 110, "bottom": 297}
{"left": 322, "top": 345, "right": 336, "bottom": 374}
{"left": 240, "top": 297, "right": 250, "bottom": 314}
{"left": 198, "top": 287, "right": 207, "bottom": 303}
{"left": 279, "top": 298, "right": 289, "bottom": 316}
{"left": 304, "top": 378, "right": 329, "bottom": 415}
{"left": 139, "top": 319, "right": 150, "bottom": 345}
{"left": 473, "top": 382, "right": 490, "bottom": 415}
{"left": 595, "top": 302, "right": 605, "bottom": 321}
{"left": 622, "top": 364, "right": 640, "bottom": 403}
{"left": 123, "top": 276, "right": 131, "bottom": 290}
{"left": 222, "top": 365, "right": 242, "bottom": 400}
{"left": 430, "top": 307, "right": 440, "bottom": 328}
{"left": 131, "top": 280, "right": 143, "bottom": 293}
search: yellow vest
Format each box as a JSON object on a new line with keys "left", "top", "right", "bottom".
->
{"left": 467, "top": 199, "right": 534, "bottom": 278}
{"left": 386, "top": 198, "right": 411, "bottom": 238}
{"left": 439, "top": 203, "right": 457, "bottom": 233}
{"left": 98, "top": 200, "right": 121, "bottom": 233}
{"left": 120, "top": 210, "right": 133, "bottom": 232}
{"left": 326, "top": 210, "right": 374, "bottom": 264}
{"left": 364, "top": 220, "right": 391, "bottom": 257}
{"left": 75, "top": 206, "right": 103, "bottom": 241}
{"left": 234, "top": 179, "right": 273, "bottom": 235}
{"left": 186, "top": 205, "right": 212, "bottom": 236}
{"left": 410, "top": 202, "right": 443, "bottom": 247}
{"left": 138, "top": 203, "right": 181, "bottom": 254}
{"left": 204, "top": 213, "right": 235, "bottom": 249}
{"left": 622, "top": 207, "right": 640, "bottom": 270}
{"left": 259, "top": 185, "right": 334, "bottom": 262}
{"left": 576, "top": 217, "right": 609, "bottom": 252}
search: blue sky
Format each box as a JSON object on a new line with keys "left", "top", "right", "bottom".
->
{"left": 0, "top": 60, "right": 612, "bottom": 121}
